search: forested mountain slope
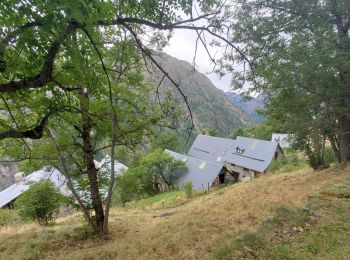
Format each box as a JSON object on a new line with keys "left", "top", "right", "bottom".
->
{"left": 146, "top": 54, "right": 253, "bottom": 136}
{"left": 225, "top": 92, "right": 265, "bottom": 123}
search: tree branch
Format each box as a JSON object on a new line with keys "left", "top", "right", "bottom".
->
{"left": 0, "top": 112, "right": 52, "bottom": 140}
{"left": 0, "top": 22, "right": 78, "bottom": 93}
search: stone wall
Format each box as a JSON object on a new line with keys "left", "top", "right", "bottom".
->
{"left": 0, "top": 163, "right": 18, "bottom": 191}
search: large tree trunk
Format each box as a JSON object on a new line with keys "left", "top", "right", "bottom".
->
{"left": 338, "top": 116, "right": 350, "bottom": 164}
{"left": 80, "top": 90, "right": 105, "bottom": 234}
{"left": 328, "top": 134, "right": 341, "bottom": 163}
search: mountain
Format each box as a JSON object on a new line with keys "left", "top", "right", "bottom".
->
{"left": 145, "top": 54, "right": 253, "bottom": 136}
{"left": 225, "top": 92, "right": 265, "bottom": 123}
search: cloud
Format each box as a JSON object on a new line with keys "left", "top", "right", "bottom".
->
{"left": 164, "top": 29, "right": 232, "bottom": 92}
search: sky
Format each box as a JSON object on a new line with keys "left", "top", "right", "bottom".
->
{"left": 164, "top": 29, "right": 233, "bottom": 92}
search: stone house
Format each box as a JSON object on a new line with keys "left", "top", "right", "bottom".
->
{"left": 167, "top": 134, "right": 284, "bottom": 190}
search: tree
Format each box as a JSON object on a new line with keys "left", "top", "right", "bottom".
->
{"left": 139, "top": 149, "right": 186, "bottom": 190}
{"left": 150, "top": 131, "right": 183, "bottom": 153}
{"left": 218, "top": 0, "right": 350, "bottom": 165}
{"left": 114, "top": 149, "right": 186, "bottom": 203}
{"left": 0, "top": 0, "right": 250, "bottom": 234}
{"left": 204, "top": 128, "right": 220, "bottom": 137}
{"left": 229, "top": 123, "right": 274, "bottom": 141}
{"left": 15, "top": 181, "right": 65, "bottom": 225}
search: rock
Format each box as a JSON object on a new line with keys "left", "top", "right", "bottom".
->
{"left": 206, "top": 196, "right": 211, "bottom": 200}
{"left": 153, "top": 209, "right": 180, "bottom": 218}
{"left": 297, "top": 227, "right": 304, "bottom": 233}
{"left": 282, "top": 230, "right": 288, "bottom": 234}
{"left": 243, "top": 246, "right": 256, "bottom": 256}
{"left": 292, "top": 227, "right": 298, "bottom": 232}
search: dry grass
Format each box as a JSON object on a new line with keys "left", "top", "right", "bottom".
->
{"left": 0, "top": 166, "right": 349, "bottom": 260}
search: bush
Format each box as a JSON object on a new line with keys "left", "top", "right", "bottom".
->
{"left": 113, "top": 149, "right": 187, "bottom": 205}
{"left": 184, "top": 182, "right": 193, "bottom": 198}
{"left": 269, "top": 157, "right": 288, "bottom": 173}
{"left": 15, "top": 181, "right": 65, "bottom": 225}
{"left": 323, "top": 147, "right": 336, "bottom": 165}
{"left": 0, "top": 209, "right": 20, "bottom": 226}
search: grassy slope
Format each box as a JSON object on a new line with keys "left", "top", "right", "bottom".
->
{"left": 0, "top": 167, "right": 349, "bottom": 260}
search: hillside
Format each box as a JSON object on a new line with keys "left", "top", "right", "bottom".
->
{"left": 146, "top": 54, "right": 253, "bottom": 136}
{"left": 225, "top": 92, "right": 265, "bottom": 123}
{"left": 1, "top": 167, "right": 349, "bottom": 259}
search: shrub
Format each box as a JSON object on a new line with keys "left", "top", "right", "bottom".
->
{"left": 323, "top": 147, "right": 336, "bottom": 165}
{"left": 15, "top": 181, "right": 65, "bottom": 225}
{"left": 0, "top": 209, "right": 20, "bottom": 226}
{"left": 184, "top": 182, "right": 193, "bottom": 198}
{"left": 113, "top": 149, "right": 187, "bottom": 205}
{"left": 269, "top": 157, "right": 288, "bottom": 173}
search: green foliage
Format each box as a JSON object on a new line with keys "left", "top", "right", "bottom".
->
{"left": 221, "top": 0, "right": 348, "bottom": 166}
{"left": 114, "top": 149, "right": 186, "bottom": 204}
{"left": 269, "top": 150, "right": 306, "bottom": 174}
{"left": 323, "top": 147, "right": 336, "bottom": 166}
{"left": 15, "top": 181, "right": 65, "bottom": 225}
{"left": 229, "top": 122, "right": 274, "bottom": 141}
{"left": 229, "top": 128, "right": 244, "bottom": 140}
{"left": 204, "top": 128, "right": 220, "bottom": 137}
{"left": 127, "top": 190, "right": 186, "bottom": 210}
{"left": 150, "top": 131, "right": 183, "bottom": 153}
{"left": 0, "top": 209, "right": 20, "bottom": 226}
{"left": 183, "top": 181, "right": 193, "bottom": 198}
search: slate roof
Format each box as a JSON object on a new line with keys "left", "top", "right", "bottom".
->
{"left": 223, "top": 136, "right": 280, "bottom": 172}
{"left": 0, "top": 168, "right": 70, "bottom": 208}
{"left": 165, "top": 149, "right": 224, "bottom": 191}
{"left": 187, "top": 134, "right": 235, "bottom": 165}
{"left": 188, "top": 135, "right": 280, "bottom": 173}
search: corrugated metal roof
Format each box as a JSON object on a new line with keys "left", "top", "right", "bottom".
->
{"left": 165, "top": 149, "right": 223, "bottom": 191}
{"left": 187, "top": 134, "right": 235, "bottom": 165}
{"left": 0, "top": 168, "right": 70, "bottom": 208}
{"left": 98, "top": 155, "right": 128, "bottom": 175}
{"left": 188, "top": 135, "right": 279, "bottom": 173}
{"left": 0, "top": 156, "right": 128, "bottom": 208}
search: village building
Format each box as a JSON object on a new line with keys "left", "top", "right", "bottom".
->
{"left": 271, "top": 133, "right": 292, "bottom": 148}
{"left": 165, "top": 149, "right": 225, "bottom": 191}
{"left": 167, "top": 134, "right": 284, "bottom": 191}
{"left": 0, "top": 156, "right": 128, "bottom": 209}
{"left": 0, "top": 168, "right": 70, "bottom": 209}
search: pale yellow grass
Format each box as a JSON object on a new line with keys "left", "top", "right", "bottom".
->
{"left": 0, "top": 167, "right": 349, "bottom": 260}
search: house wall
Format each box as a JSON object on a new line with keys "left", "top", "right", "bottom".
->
{"left": 0, "top": 172, "right": 15, "bottom": 192}
{"left": 224, "top": 163, "right": 256, "bottom": 181}
{"left": 0, "top": 162, "right": 18, "bottom": 192}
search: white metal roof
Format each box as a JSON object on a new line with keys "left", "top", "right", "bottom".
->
{"left": 0, "top": 156, "right": 128, "bottom": 208}
{"left": 0, "top": 168, "right": 69, "bottom": 208}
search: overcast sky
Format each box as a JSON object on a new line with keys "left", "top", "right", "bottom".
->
{"left": 164, "top": 29, "right": 233, "bottom": 92}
